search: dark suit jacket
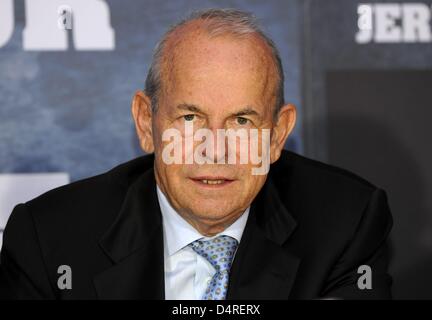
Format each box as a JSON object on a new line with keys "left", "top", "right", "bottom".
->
{"left": 0, "top": 150, "right": 393, "bottom": 299}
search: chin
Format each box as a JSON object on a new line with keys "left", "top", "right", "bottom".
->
{"left": 189, "top": 203, "right": 241, "bottom": 221}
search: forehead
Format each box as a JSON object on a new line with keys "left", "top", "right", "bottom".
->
{"left": 160, "top": 26, "right": 277, "bottom": 111}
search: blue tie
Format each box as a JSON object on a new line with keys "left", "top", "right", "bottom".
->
{"left": 189, "top": 235, "right": 239, "bottom": 300}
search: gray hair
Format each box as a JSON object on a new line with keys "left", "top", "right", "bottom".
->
{"left": 144, "top": 8, "right": 285, "bottom": 116}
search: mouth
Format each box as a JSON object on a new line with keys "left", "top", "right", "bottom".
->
{"left": 190, "top": 176, "right": 235, "bottom": 188}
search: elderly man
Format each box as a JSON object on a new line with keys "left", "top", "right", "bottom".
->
{"left": 0, "top": 9, "right": 392, "bottom": 300}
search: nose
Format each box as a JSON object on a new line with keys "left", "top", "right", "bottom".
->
{"left": 200, "top": 127, "right": 228, "bottom": 164}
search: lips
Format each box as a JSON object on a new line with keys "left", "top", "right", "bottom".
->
{"left": 199, "top": 179, "right": 225, "bottom": 185}
{"left": 190, "top": 176, "right": 235, "bottom": 187}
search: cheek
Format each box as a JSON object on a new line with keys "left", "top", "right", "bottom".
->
{"left": 239, "top": 171, "right": 266, "bottom": 196}
{"left": 250, "top": 175, "right": 266, "bottom": 191}
{"left": 162, "top": 164, "right": 184, "bottom": 182}
{"left": 155, "top": 157, "right": 183, "bottom": 187}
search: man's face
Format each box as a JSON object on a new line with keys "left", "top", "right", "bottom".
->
{"left": 133, "top": 30, "right": 295, "bottom": 234}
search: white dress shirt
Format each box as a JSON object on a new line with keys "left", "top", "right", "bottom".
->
{"left": 156, "top": 185, "right": 250, "bottom": 300}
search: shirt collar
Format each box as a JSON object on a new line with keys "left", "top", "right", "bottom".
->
{"left": 156, "top": 185, "right": 250, "bottom": 257}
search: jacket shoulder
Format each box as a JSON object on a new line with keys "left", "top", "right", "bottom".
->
{"left": 27, "top": 154, "right": 153, "bottom": 204}
{"left": 270, "top": 150, "right": 382, "bottom": 229}
{"left": 20, "top": 155, "right": 154, "bottom": 236}
{"left": 272, "top": 150, "right": 376, "bottom": 193}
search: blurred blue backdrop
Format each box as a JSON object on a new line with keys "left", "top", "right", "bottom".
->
{"left": 0, "top": 0, "right": 303, "bottom": 182}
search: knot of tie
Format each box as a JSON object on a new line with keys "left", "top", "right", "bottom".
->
{"left": 189, "top": 235, "right": 239, "bottom": 300}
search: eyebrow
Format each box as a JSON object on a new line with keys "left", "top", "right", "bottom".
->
{"left": 176, "top": 103, "right": 260, "bottom": 118}
{"left": 176, "top": 103, "right": 203, "bottom": 113}
{"left": 231, "top": 107, "right": 260, "bottom": 118}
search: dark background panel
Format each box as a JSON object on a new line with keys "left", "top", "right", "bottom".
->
{"left": 304, "top": 0, "right": 432, "bottom": 299}
{"left": 303, "top": 0, "right": 432, "bottom": 161}
{"left": 327, "top": 70, "right": 432, "bottom": 299}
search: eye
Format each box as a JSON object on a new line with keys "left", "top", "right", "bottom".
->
{"left": 183, "top": 114, "right": 195, "bottom": 121}
{"left": 236, "top": 117, "right": 249, "bottom": 125}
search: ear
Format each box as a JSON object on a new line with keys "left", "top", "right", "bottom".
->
{"left": 131, "top": 90, "right": 155, "bottom": 153}
{"left": 270, "top": 103, "right": 297, "bottom": 163}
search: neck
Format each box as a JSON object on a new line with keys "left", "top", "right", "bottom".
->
{"left": 179, "top": 212, "right": 244, "bottom": 237}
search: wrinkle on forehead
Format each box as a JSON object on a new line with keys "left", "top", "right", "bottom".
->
{"left": 159, "top": 20, "right": 279, "bottom": 111}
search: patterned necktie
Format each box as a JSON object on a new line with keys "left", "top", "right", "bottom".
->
{"left": 189, "top": 235, "right": 239, "bottom": 300}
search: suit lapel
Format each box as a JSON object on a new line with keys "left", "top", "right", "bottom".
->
{"left": 227, "top": 176, "right": 300, "bottom": 299}
{"left": 94, "top": 168, "right": 165, "bottom": 299}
